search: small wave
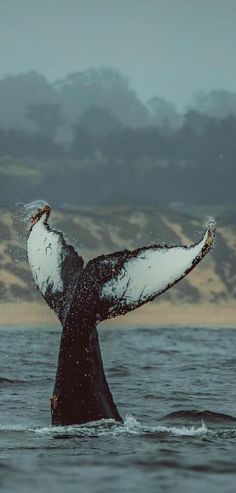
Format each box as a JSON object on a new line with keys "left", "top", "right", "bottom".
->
{"left": 124, "top": 416, "right": 209, "bottom": 437}
{"left": 0, "top": 377, "right": 25, "bottom": 385}
{"left": 161, "top": 409, "right": 236, "bottom": 424}
{"left": 0, "top": 424, "right": 29, "bottom": 432}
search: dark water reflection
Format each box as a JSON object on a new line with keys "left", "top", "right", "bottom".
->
{"left": 0, "top": 325, "right": 236, "bottom": 492}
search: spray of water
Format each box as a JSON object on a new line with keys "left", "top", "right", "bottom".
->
{"left": 15, "top": 200, "right": 49, "bottom": 224}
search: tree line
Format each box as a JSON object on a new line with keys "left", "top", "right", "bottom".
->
{"left": 0, "top": 67, "right": 236, "bottom": 206}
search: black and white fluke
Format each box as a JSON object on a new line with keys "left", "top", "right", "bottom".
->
{"left": 27, "top": 203, "right": 215, "bottom": 426}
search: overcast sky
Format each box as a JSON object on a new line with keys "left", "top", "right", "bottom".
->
{"left": 1, "top": 0, "right": 235, "bottom": 108}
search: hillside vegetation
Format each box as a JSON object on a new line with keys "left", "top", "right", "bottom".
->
{"left": 0, "top": 206, "right": 235, "bottom": 306}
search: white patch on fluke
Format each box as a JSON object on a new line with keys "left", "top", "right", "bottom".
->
{"left": 27, "top": 213, "right": 64, "bottom": 296}
{"left": 102, "top": 223, "right": 215, "bottom": 308}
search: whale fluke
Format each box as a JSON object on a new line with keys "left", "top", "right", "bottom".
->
{"left": 27, "top": 204, "right": 215, "bottom": 426}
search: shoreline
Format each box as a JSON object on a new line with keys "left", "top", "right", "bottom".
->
{"left": 0, "top": 301, "right": 235, "bottom": 328}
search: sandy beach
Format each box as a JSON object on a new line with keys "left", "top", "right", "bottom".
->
{"left": 0, "top": 300, "right": 235, "bottom": 328}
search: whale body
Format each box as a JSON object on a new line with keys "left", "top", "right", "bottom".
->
{"left": 27, "top": 205, "right": 215, "bottom": 426}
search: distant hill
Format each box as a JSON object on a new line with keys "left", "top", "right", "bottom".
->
{"left": 0, "top": 206, "right": 235, "bottom": 306}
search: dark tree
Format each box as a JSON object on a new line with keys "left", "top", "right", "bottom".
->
{"left": 79, "top": 106, "right": 123, "bottom": 137}
{"left": 0, "top": 71, "right": 61, "bottom": 132}
{"left": 147, "top": 96, "right": 182, "bottom": 132}
{"left": 27, "top": 103, "right": 63, "bottom": 139}
{"left": 54, "top": 67, "right": 149, "bottom": 128}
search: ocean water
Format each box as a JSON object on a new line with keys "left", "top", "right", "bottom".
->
{"left": 0, "top": 325, "right": 236, "bottom": 493}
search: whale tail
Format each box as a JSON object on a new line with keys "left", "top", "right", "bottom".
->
{"left": 51, "top": 318, "right": 122, "bottom": 426}
{"left": 26, "top": 205, "right": 215, "bottom": 425}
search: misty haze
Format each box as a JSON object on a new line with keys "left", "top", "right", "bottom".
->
{"left": 0, "top": 67, "right": 236, "bottom": 208}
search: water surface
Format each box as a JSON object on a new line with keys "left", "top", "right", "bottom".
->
{"left": 0, "top": 325, "right": 236, "bottom": 493}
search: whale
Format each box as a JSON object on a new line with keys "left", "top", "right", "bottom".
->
{"left": 26, "top": 204, "right": 215, "bottom": 426}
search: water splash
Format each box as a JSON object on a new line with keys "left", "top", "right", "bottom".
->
{"left": 18, "top": 200, "right": 49, "bottom": 224}
{"left": 32, "top": 415, "right": 210, "bottom": 438}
